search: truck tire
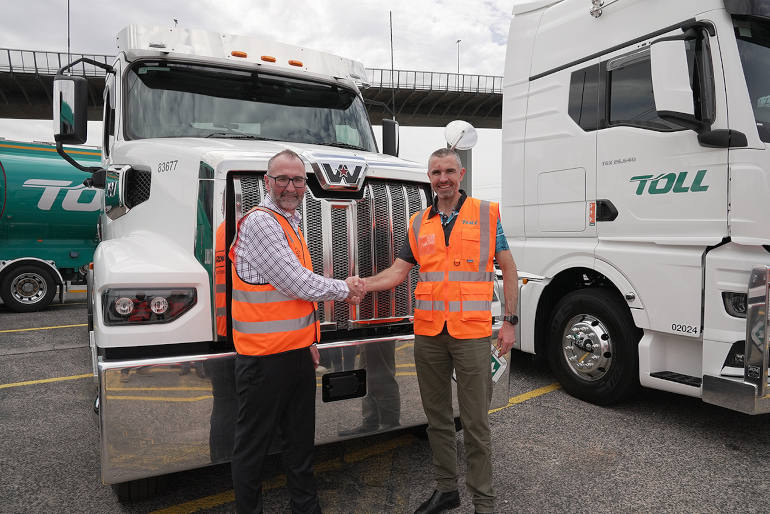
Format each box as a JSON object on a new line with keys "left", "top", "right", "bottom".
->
{"left": 112, "top": 475, "right": 167, "bottom": 503}
{"left": 547, "top": 288, "right": 640, "bottom": 405}
{"left": 0, "top": 264, "right": 58, "bottom": 312}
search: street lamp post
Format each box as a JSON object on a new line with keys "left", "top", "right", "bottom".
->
{"left": 456, "top": 39, "right": 461, "bottom": 89}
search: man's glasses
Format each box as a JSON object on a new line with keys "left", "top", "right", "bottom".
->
{"left": 267, "top": 175, "right": 307, "bottom": 188}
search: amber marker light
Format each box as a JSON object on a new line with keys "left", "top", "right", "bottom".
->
{"left": 522, "top": 278, "right": 528, "bottom": 284}
{"left": 261, "top": 55, "right": 276, "bottom": 62}
{"left": 231, "top": 50, "right": 248, "bottom": 58}
{"left": 288, "top": 59, "right": 303, "bottom": 67}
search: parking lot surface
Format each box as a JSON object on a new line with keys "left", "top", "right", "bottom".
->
{"left": 3, "top": 296, "right": 770, "bottom": 513}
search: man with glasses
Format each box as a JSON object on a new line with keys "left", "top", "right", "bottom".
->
{"left": 229, "top": 149, "right": 366, "bottom": 513}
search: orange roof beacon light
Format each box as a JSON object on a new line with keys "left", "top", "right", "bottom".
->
{"left": 231, "top": 50, "right": 248, "bottom": 58}
{"left": 288, "top": 59, "right": 303, "bottom": 67}
{"left": 261, "top": 55, "right": 277, "bottom": 63}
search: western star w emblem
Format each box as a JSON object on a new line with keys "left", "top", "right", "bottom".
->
{"left": 322, "top": 163, "right": 363, "bottom": 184}
{"left": 306, "top": 152, "right": 368, "bottom": 191}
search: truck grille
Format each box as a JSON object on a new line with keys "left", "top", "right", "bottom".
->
{"left": 233, "top": 174, "right": 429, "bottom": 330}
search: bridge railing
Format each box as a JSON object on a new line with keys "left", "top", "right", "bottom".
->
{"left": 0, "top": 48, "right": 114, "bottom": 76}
{"left": 366, "top": 68, "right": 502, "bottom": 94}
{"left": 0, "top": 49, "right": 504, "bottom": 94}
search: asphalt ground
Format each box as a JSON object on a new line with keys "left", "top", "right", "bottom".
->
{"left": 3, "top": 296, "right": 770, "bottom": 513}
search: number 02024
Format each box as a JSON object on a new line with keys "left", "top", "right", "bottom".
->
{"left": 672, "top": 323, "right": 698, "bottom": 334}
{"left": 158, "top": 160, "right": 178, "bottom": 173}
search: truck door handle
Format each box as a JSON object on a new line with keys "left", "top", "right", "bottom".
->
{"left": 596, "top": 199, "right": 618, "bottom": 222}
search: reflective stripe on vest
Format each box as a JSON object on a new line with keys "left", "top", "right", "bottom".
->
{"left": 229, "top": 206, "right": 320, "bottom": 355}
{"left": 408, "top": 197, "right": 499, "bottom": 339}
{"left": 214, "top": 222, "right": 227, "bottom": 337}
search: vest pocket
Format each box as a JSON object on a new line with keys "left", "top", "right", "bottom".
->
{"left": 413, "top": 281, "right": 435, "bottom": 321}
{"left": 459, "top": 282, "right": 493, "bottom": 321}
{"left": 461, "top": 228, "right": 480, "bottom": 258}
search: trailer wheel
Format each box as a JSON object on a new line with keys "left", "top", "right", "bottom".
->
{"left": 0, "top": 264, "right": 58, "bottom": 312}
{"left": 547, "top": 288, "right": 640, "bottom": 405}
{"left": 112, "top": 475, "right": 167, "bottom": 503}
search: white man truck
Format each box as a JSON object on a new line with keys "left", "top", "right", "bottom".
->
{"left": 52, "top": 26, "right": 509, "bottom": 500}
{"left": 504, "top": 0, "right": 770, "bottom": 413}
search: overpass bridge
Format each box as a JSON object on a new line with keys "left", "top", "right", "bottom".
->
{"left": 0, "top": 48, "right": 502, "bottom": 129}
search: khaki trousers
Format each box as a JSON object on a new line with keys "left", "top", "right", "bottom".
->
{"left": 414, "top": 333, "right": 495, "bottom": 512}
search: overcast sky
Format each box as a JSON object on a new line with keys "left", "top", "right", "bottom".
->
{"left": 0, "top": 0, "right": 512, "bottom": 199}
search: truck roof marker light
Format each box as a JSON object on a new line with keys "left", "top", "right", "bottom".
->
{"left": 231, "top": 51, "right": 248, "bottom": 58}
{"left": 289, "top": 60, "right": 303, "bottom": 67}
{"left": 261, "top": 56, "right": 277, "bottom": 63}
{"left": 522, "top": 278, "right": 528, "bottom": 285}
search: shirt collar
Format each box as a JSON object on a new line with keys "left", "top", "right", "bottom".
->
{"left": 261, "top": 193, "right": 303, "bottom": 226}
{"left": 428, "top": 190, "right": 467, "bottom": 219}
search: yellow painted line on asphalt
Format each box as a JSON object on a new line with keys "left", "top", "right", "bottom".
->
{"left": 105, "top": 395, "right": 214, "bottom": 402}
{"left": 396, "top": 363, "right": 415, "bottom": 368}
{"left": 0, "top": 323, "right": 87, "bottom": 333}
{"left": 0, "top": 373, "right": 91, "bottom": 389}
{"left": 396, "top": 342, "right": 413, "bottom": 352}
{"left": 150, "top": 433, "right": 418, "bottom": 514}
{"left": 108, "top": 386, "right": 213, "bottom": 392}
{"left": 488, "top": 382, "right": 561, "bottom": 414}
{"left": 68, "top": 289, "right": 87, "bottom": 293}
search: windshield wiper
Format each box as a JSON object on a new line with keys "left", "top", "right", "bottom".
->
{"left": 205, "top": 132, "right": 279, "bottom": 141}
{"left": 320, "top": 141, "right": 367, "bottom": 151}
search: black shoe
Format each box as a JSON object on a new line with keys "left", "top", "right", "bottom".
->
{"left": 414, "top": 490, "right": 460, "bottom": 514}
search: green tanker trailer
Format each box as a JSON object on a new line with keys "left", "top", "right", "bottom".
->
{"left": 0, "top": 139, "right": 101, "bottom": 312}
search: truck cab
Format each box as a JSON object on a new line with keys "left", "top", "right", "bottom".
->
{"left": 52, "top": 25, "right": 510, "bottom": 498}
{"left": 504, "top": 0, "right": 770, "bottom": 412}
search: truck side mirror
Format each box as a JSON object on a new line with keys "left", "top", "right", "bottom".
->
{"left": 53, "top": 75, "right": 89, "bottom": 145}
{"left": 650, "top": 39, "right": 702, "bottom": 132}
{"left": 382, "top": 119, "right": 399, "bottom": 157}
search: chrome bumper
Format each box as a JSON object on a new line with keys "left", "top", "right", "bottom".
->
{"left": 702, "top": 266, "right": 770, "bottom": 414}
{"left": 98, "top": 325, "right": 509, "bottom": 484}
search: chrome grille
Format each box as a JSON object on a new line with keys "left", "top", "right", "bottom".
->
{"left": 233, "top": 174, "right": 429, "bottom": 331}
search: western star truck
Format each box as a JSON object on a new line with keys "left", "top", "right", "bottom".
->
{"left": 0, "top": 140, "right": 101, "bottom": 312}
{"left": 504, "top": 0, "right": 770, "bottom": 413}
{"left": 51, "top": 25, "right": 509, "bottom": 500}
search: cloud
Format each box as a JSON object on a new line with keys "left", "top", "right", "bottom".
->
{"left": 1, "top": 0, "right": 512, "bottom": 75}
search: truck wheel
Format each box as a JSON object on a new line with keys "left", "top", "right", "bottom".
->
{"left": 0, "top": 264, "right": 58, "bottom": 312}
{"left": 112, "top": 475, "right": 167, "bottom": 503}
{"left": 547, "top": 288, "right": 640, "bottom": 405}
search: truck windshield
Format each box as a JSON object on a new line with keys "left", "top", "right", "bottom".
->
{"left": 735, "top": 17, "right": 770, "bottom": 143}
{"left": 123, "top": 61, "right": 377, "bottom": 151}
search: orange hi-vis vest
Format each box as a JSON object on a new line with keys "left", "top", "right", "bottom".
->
{"left": 214, "top": 222, "right": 227, "bottom": 337}
{"left": 228, "top": 206, "right": 320, "bottom": 356}
{"left": 408, "top": 197, "right": 498, "bottom": 339}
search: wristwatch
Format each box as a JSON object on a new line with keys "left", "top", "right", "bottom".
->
{"left": 502, "top": 314, "right": 519, "bottom": 325}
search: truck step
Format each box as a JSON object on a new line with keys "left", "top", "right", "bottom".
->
{"left": 650, "top": 371, "right": 702, "bottom": 387}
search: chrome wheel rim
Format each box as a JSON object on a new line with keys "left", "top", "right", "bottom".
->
{"left": 11, "top": 272, "right": 47, "bottom": 305}
{"left": 561, "top": 314, "right": 612, "bottom": 382}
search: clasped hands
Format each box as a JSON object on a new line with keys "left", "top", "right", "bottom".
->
{"left": 344, "top": 276, "right": 367, "bottom": 305}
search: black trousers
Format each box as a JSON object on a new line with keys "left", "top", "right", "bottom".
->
{"left": 232, "top": 347, "right": 321, "bottom": 514}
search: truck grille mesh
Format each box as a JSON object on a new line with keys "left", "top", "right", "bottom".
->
{"left": 234, "top": 174, "right": 428, "bottom": 330}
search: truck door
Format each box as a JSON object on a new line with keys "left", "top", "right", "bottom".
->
{"left": 594, "top": 25, "right": 728, "bottom": 337}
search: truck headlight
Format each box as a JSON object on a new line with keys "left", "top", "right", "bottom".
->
{"left": 103, "top": 288, "right": 196, "bottom": 325}
{"left": 722, "top": 292, "right": 747, "bottom": 318}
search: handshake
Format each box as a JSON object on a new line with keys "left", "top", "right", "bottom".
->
{"left": 344, "top": 276, "right": 367, "bottom": 305}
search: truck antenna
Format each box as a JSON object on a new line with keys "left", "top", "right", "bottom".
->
{"left": 67, "top": 0, "right": 71, "bottom": 75}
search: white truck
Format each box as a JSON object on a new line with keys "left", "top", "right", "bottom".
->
{"left": 505, "top": 0, "right": 770, "bottom": 412}
{"left": 51, "top": 25, "right": 509, "bottom": 500}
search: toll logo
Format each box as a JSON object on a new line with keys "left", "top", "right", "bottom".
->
{"left": 629, "top": 170, "right": 709, "bottom": 195}
{"left": 22, "top": 179, "right": 101, "bottom": 211}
